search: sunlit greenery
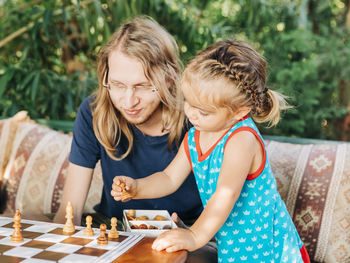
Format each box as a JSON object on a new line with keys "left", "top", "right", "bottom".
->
{"left": 1, "top": 0, "right": 349, "bottom": 140}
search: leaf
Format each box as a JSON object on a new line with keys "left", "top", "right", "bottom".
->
{"left": 43, "top": 9, "right": 52, "bottom": 40}
{"left": 20, "top": 72, "right": 35, "bottom": 90}
{"left": 0, "top": 69, "right": 15, "bottom": 98}
{"left": 31, "top": 73, "right": 40, "bottom": 102}
{"left": 67, "top": 91, "right": 73, "bottom": 115}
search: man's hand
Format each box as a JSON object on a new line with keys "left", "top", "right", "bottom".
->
{"left": 152, "top": 228, "right": 199, "bottom": 252}
{"left": 111, "top": 176, "right": 137, "bottom": 202}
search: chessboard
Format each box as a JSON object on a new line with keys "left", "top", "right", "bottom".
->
{"left": 0, "top": 216, "right": 144, "bottom": 263}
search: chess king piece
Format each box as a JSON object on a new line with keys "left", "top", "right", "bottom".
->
{"left": 108, "top": 217, "right": 119, "bottom": 239}
{"left": 97, "top": 223, "right": 108, "bottom": 245}
{"left": 63, "top": 201, "right": 75, "bottom": 235}
{"left": 83, "top": 215, "right": 94, "bottom": 237}
{"left": 11, "top": 209, "right": 23, "bottom": 243}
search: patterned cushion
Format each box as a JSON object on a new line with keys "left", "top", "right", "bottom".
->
{"left": 1, "top": 121, "right": 103, "bottom": 217}
{"left": 0, "top": 118, "right": 12, "bottom": 184}
{"left": 1, "top": 117, "right": 349, "bottom": 262}
{"left": 0, "top": 113, "right": 29, "bottom": 184}
{"left": 266, "top": 140, "right": 350, "bottom": 263}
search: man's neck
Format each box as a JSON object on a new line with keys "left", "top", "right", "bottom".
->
{"left": 135, "top": 107, "right": 168, "bottom": 136}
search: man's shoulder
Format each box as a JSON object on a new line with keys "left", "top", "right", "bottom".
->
{"left": 76, "top": 95, "right": 97, "bottom": 119}
{"left": 79, "top": 95, "right": 95, "bottom": 112}
{"left": 74, "top": 95, "right": 97, "bottom": 129}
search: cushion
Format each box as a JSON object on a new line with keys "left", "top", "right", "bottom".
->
{"left": 0, "top": 112, "right": 30, "bottom": 184}
{"left": 0, "top": 117, "right": 12, "bottom": 184}
{"left": 1, "top": 121, "right": 103, "bottom": 218}
{"left": 266, "top": 140, "right": 350, "bottom": 263}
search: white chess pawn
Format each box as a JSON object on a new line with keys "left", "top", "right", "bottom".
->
{"left": 97, "top": 224, "right": 108, "bottom": 245}
{"left": 108, "top": 217, "right": 119, "bottom": 239}
{"left": 84, "top": 215, "right": 94, "bottom": 237}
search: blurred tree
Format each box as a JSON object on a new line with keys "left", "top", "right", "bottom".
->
{"left": 0, "top": 0, "right": 215, "bottom": 120}
{"left": 198, "top": 0, "right": 350, "bottom": 140}
{"left": 0, "top": 0, "right": 349, "bottom": 140}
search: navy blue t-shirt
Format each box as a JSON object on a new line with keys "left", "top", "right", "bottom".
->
{"left": 69, "top": 97, "right": 203, "bottom": 224}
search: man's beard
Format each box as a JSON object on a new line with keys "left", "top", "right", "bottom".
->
{"left": 122, "top": 106, "right": 161, "bottom": 127}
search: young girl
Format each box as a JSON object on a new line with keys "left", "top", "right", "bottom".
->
{"left": 111, "top": 40, "right": 310, "bottom": 262}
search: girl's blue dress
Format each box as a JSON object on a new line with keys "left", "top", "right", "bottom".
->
{"left": 184, "top": 116, "right": 308, "bottom": 262}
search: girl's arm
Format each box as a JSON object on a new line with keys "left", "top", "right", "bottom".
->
{"left": 153, "top": 130, "right": 262, "bottom": 252}
{"left": 111, "top": 141, "right": 191, "bottom": 200}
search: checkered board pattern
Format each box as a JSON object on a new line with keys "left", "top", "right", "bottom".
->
{"left": 0, "top": 217, "right": 144, "bottom": 263}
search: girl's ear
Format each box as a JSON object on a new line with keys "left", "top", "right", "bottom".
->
{"left": 234, "top": 106, "right": 251, "bottom": 120}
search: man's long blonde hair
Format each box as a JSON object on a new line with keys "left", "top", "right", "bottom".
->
{"left": 91, "top": 16, "right": 184, "bottom": 160}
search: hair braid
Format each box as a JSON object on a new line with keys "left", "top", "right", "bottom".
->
{"left": 183, "top": 39, "right": 290, "bottom": 126}
{"left": 207, "top": 41, "right": 271, "bottom": 116}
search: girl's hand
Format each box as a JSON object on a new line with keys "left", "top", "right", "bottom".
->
{"left": 111, "top": 176, "right": 137, "bottom": 202}
{"left": 152, "top": 228, "right": 198, "bottom": 252}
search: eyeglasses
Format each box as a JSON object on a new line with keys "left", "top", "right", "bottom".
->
{"left": 102, "top": 70, "right": 157, "bottom": 95}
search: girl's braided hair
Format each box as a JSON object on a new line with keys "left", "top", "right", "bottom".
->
{"left": 182, "top": 40, "right": 289, "bottom": 126}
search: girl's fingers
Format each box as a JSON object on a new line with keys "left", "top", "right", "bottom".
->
{"left": 111, "top": 189, "right": 120, "bottom": 196}
{"left": 110, "top": 189, "right": 122, "bottom": 198}
{"left": 112, "top": 183, "right": 124, "bottom": 192}
{"left": 152, "top": 239, "right": 164, "bottom": 251}
{"left": 152, "top": 234, "right": 177, "bottom": 251}
{"left": 112, "top": 177, "right": 120, "bottom": 184}
{"left": 152, "top": 243, "right": 165, "bottom": 251}
{"left": 153, "top": 241, "right": 181, "bottom": 252}
{"left": 165, "top": 244, "right": 183, "bottom": 252}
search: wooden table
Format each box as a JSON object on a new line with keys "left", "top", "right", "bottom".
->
{"left": 115, "top": 237, "right": 187, "bottom": 263}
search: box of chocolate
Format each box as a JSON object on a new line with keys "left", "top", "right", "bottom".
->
{"left": 123, "top": 209, "right": 177, "bottom": 237}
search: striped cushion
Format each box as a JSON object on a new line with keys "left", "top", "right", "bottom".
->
{"left": 0, "top": 118, "right": 11, "bottom": 183}
{"left": 1, "top": 122, "right": 102, "bottom": 217}
{"left": 266, "top": 140, "right": 350, "bottom": 263}
{"left": 1, "top": 119, "right": 349, "bottom": 263}
{"left": 0, "top": 112, "right": 35, "bottom": 185}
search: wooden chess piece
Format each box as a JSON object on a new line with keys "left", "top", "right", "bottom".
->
{"left": 108, "top": 217, "right": 119, "bottom": 239}
{"left": 97, "top": 223, "right": 108, "bottom": 245}
{"left": 11, "top": 209, "right": 23, "bottom": 243}
{"left": 119, "top": 182, "right": 132, "bottom": 201}
{"left": 83, "top": 215, "right": 94, "bottom": 237}
{"left": 63, "top": 201, "right": 75, "bottom": 235}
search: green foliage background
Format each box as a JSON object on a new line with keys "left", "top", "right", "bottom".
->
{"left": 1, "top": 0, "right": 350, "bottom": 140}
